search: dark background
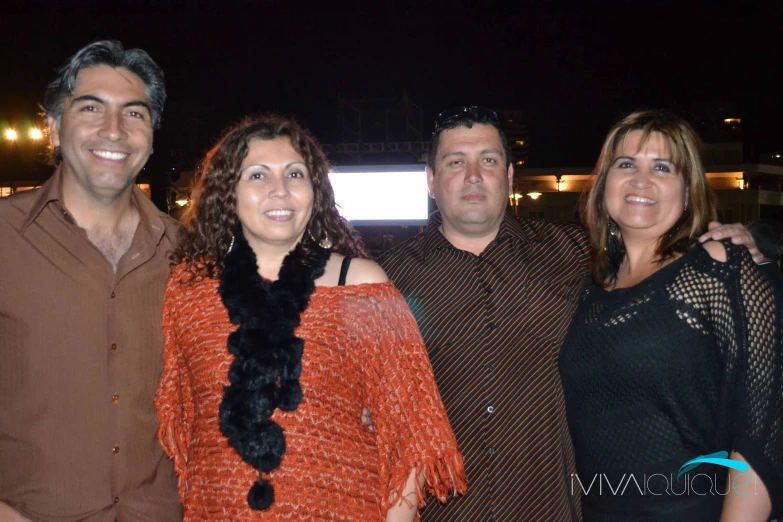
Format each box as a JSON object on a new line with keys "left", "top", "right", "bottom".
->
{"left": 1, "top": 0, "right": 781, "bottom": 171}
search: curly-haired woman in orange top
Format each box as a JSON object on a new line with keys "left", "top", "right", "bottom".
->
{"left": 155, "top": 114, "right": 466, "bottom": 521}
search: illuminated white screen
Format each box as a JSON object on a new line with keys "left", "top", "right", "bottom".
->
{"left": 328, "top": 169, "right": 428, "bottom": 223}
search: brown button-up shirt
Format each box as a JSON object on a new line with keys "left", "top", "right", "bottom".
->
{"left": 0, "top": 170, "right": 181, "bottom": 522}
{"left": 378, "top": 212, "right": 589, "bottom": 522}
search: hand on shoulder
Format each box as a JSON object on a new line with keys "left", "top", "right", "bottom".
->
{"left": 699, "top": 220, "right": 763, "bottom": 264}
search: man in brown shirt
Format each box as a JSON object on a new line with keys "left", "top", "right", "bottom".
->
{"left": 0, "top": 41, "right": 181, "bottom": 521}
{"left": 378, "top": 107, "right": 588, "bottom": 521}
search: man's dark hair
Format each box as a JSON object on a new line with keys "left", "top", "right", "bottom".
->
{"left": 426, "top": 107, "right": 513, "bottom": 170}
{"left": 746, "top": 219, "right": 783, "bottom": 262}
{"left": 42, "top": 40, "right": 166, "bottom": 165}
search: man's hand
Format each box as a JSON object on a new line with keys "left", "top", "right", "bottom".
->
{"left": 699, "top": 221, "right": 763, "bottom": 264}
{"left": 0, "top": 502, "right": 32, "bottom": 522}
{"left": 361, "top": 408, "right": 375, "bottom": 434}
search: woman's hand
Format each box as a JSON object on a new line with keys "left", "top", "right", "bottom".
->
{"left": 385, "top": 468, "right": 422, "bottom": 522}
{"left": 0, "top": 502, "right": 32, "bottom": 522}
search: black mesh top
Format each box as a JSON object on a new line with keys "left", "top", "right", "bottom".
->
{"left": 559, "top": 240, "right": 783, "bottom": 521}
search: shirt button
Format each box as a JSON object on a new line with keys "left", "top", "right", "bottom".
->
{"left": 110, "top": 343, "right": 117, "bottom": 351}
{"left": 488, "top": 447, "right": 496, "bottom": 456}
{"left": 488, "top": 362, "right": 495, "bottom": 371}
{"left": 114, "top": 496, "right": 119, "bottom": 504}
{"left": 487, "top": 406, "right": 495, "bottom": 414}
{"left": 112, "top": 445, "right": 120, "bottom": 454}
{"left": 487, "top": 322, "right": 496, "bottom": 330}
{"left": 112, "top": 394, "right": 119, "bottom": 403}
{"left": 111, "top": 291, "right": 116, "bottom": 298}
{"left": 485, "top": 287, "right": 493, "bottom": 293}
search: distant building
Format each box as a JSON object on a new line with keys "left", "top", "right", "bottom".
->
{"left": 761, "top": 152, "right": 783, "bottom": 166}
{"left": 0, "top": 132, "right": 50, "bottom": 197}
{"left": 322, "top": 94, "right": 428, "bottom": 165}
{"left": 683, "top": 101, "right": 744, "bottom": 144}
{"left": 497, "top": 109, "right": 529, "bottom": 169}
{"left": 511, "top": 163, "right": 783, "bottom": 224}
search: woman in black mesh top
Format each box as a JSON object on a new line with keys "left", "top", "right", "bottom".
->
{"left": 559, "top": 110, "right": 782, "bottom": 521}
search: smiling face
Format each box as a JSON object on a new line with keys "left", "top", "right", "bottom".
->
{"left": 604, "top": 130, "right": 687, "bottom": 241}
{"left": 427, "top": 124, "right": 513, "bottom": 240}
{"left": 235, "top": 137, "right": 314, "bottom": 252}
{"left": 49, "top": 65, "right": 153, "bottom": 201}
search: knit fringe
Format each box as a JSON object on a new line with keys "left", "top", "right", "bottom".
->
{"left": 159, "top": 422, "right": 190, "bottom": 498}
{"left": 384, "top": 452, "right": 468, "bottom": 514}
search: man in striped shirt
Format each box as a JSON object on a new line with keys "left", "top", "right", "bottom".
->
{"left": 378, "top": 106, "right": 589, "bottom": 521}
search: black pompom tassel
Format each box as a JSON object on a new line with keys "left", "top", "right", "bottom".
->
{"left": 247, "top": 479, "right": 274, "bottom": 510}
{"left": 238, "top": 420, "right": 286, "bottom": 472}
{"left": 278, "top": 380, "right": 303, "bottom": 412}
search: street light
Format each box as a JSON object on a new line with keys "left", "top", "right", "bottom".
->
{"left": 4, "top": 129, "right": 18, "bottom": 141}
{"left": 527, "top": 192, "right": 542, "bottom": 200}
{"left": 29, "top": 128, "right": 43, "bottom": 140}
{"left": 508, "top": 193, "right": 523, "bottom": 216}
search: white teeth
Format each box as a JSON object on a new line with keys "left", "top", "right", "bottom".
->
{"left": 92, "top": 150, "right": 129, "bottom": 160}
{"left": 625, "top": 196, "right": 656, "bottom": 204}
{"left": 265, "top": 209, "right": 293, "bottom": 217}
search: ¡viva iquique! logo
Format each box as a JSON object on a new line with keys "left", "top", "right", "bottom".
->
{"left": 571, "top": 451, "right": 758, "bottom": 497}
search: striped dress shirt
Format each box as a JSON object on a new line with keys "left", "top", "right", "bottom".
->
{"left": 378, "top": 212, "right": 590, "bottom": 522}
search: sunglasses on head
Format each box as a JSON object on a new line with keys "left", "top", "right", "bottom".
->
{"left": 434, "top": 106, "right": 499, "bottom": 130}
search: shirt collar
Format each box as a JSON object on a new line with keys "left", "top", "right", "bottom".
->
{"left": 21, "top": 168, "right": 65, "bottom": 234}
{"left": 422, "top": 210, "right": 532, "bottom": 255}
{"left": 421, "top": 211, "right": 452, "bottom": 253}
{"left": 498, "top": 212, "right": 534, "bottom": 245}
{"left": 21, "top": 168, "right": 170, "bottom": 246}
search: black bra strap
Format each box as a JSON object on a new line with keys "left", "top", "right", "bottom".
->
{"left": 338, "top": 256, "right": 352, "bottom": 286}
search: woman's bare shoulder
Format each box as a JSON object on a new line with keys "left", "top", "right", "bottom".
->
{"left": 344, "top": 258, "right": 389, "bottom": 285}
{"left": 701, "top": 240, "right": 728, "bottom": 263}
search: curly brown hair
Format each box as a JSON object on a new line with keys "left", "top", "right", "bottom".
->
{"left": 582, "top": 109, "right": 717, "bottom": 287}
{"left": 173, "top": 115, "right": 368, "bottom": 279}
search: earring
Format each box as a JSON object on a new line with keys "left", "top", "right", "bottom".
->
{"left": 308, "top": 228, "right": 332, "bottom": 249}
{"left": 227, "top": 235, "right": 235, "bottom": 254}
{"left": 605, "top": 220, "right": 623, "bottom": 274}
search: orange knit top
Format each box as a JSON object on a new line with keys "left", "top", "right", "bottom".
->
{"left": 155, "top": 264, "right": 467, "bottom": 521}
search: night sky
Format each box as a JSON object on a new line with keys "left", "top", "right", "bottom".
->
{"left": 2, "top": 0, "right": 781, "bottom": 170}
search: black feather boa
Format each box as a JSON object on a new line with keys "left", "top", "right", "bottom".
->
{"left": 217, "top": 227, "right": 330, "bottom": 510}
